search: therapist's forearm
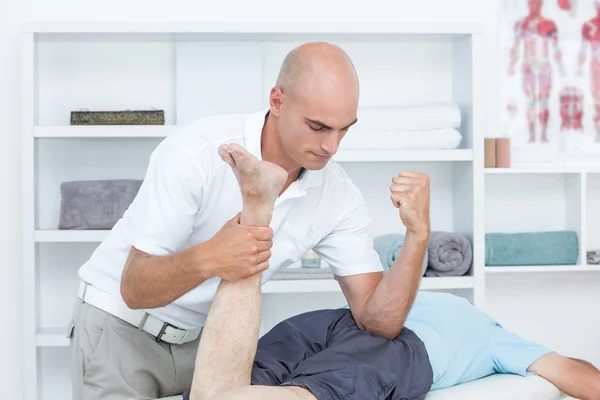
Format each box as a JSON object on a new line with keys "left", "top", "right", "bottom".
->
{"left": 360, "top": 230, "right": 429, "bottom": 339}
{"left": 120, "top": 244, "right": 213, "bottom": 310}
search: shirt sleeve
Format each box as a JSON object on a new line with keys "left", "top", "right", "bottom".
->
{"left": 312, "top": 191, "right": 384, "bottom": 277}
{"left": 131, "top": 141, "right": 206, "bottom": 256}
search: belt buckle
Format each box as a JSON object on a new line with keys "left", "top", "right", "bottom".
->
{"left": 155, "top": 322, "right": 174, "bottom": 343}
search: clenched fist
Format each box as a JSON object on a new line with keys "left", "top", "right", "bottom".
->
{"left": 204, "top": 213, "right": 274, "bottom": 281}
{"left": 390, "top": 171, "right": 431, "bottom": 238}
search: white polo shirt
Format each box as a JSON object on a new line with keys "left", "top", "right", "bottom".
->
{"left": 78, "top": 108, "right": 383, "bottom": 329}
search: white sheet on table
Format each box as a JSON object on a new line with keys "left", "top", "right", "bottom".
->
{"left": 354, "top": 103, "right": 461, "bottom": 132}
{"left": 340, "top": 128, "right": 462, "bottom": 150}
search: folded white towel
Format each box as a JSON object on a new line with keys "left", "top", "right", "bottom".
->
{"left": 340, "top": 128, "right": 463, "bottom": 150}
{"left": 354, "top": 103, "right": 461, "bottom": 132}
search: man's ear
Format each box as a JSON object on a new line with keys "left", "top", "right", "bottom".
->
{"left": 269, "top": 87, "right": 284, "bottom": 116}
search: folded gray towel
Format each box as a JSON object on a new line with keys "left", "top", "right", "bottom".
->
{"left": 59, "top": 179, "right": 142, "bottom": 230}
{"left": 426, "top": 231, "right": 473, "bottom": 277}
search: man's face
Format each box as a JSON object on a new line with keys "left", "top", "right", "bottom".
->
{"left": 272, "top": 83, "right": 358, "bottom": 171}
{"left": 529, "top": 0, "right": 543, "bottom": 14}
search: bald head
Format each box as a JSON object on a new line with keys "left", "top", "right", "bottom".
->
{"left": 266, "top": 42, "right": 360, "bottom": 171}
{"left": 275, "top": 42, "right": 359, "bottom": 101}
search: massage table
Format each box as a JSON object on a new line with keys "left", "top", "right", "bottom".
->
{"left": 156, "top": 374, "right": 566, "bottom": 400}
{"left": 425, "top": 374, "right": 565, "bottom": 399}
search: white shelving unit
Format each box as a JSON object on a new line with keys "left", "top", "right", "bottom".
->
{"left": 23, "top": 21, "right": 484, "bottom": 400}
{"left": 485, "top": 168, "right": 600, "bottom": 274}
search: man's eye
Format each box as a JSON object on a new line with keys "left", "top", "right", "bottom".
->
{"left": 310, "top": 125, "right": 324, "bottom": 132}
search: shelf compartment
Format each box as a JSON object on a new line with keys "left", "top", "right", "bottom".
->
{"left": 35, "top": 275, "right": 474, "bottom": 348}
{"left": 485, "top": 173, "right": 585, "bottom": 265}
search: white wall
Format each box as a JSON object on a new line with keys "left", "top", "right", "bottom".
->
{"left": 0, "top": 1, "right": 24, "bottom": 398}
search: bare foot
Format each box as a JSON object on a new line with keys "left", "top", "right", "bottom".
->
{"left": 218, "top": 143, "right": 288, "bottom": 224}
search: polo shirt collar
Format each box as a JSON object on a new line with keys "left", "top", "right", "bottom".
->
{"left": 243, "top": 109, "right": 324, "bottom": 192}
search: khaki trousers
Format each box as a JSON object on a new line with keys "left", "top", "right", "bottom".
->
{"left": 68, "top": 300, "right": 200, "bottom": 400}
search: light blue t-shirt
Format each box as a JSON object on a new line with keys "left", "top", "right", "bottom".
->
{"left": 343, "top": 291, "right": 551, "bottom": 391}
{"left": 403, "top": 291, "right": 551, "bottom": 390}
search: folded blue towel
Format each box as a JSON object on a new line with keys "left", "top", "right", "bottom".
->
{"left": 485, "top": 231, "right": 579, "bottom": 266}
{"left": 373, "top": 234, "right": 428, "bottom": 276}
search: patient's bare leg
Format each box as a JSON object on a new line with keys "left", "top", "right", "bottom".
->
{"left": 190, "top": 143, "right": 288, "bottom": 400}
{"left": 528, "top": 352, "right": 600, "bottom": 400}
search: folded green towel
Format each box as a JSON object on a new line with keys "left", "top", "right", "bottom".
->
{"left": 485, "top": 231, "right": 579, "bottom": 266}
{"left": 373, "top": 234, "right": 428, "bottom": 276}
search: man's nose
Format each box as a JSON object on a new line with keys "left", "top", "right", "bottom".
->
{"left": 321, "top": 131, "right": 340, "bottom": 155}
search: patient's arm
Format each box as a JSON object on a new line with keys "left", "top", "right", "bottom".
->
{"left": 528, "top": 352, "right": 600, "bottom": 400}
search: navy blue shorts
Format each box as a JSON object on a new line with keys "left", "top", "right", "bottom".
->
{"left": 183, "top": 309, "right": 433, "bottom": 400}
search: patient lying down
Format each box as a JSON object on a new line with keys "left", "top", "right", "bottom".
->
{"left": 185, "top": 143, "right": 600, "bottom": 400}
{"left": 182, "top": 290, "right": 600, "bottom": 400}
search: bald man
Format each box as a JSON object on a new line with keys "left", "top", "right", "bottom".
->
{"left": 68, "top": 42, "right": 430, "bottom": 399}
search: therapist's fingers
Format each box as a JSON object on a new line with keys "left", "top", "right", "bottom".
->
{"left": 391, "top": 176, "right": 414, "bottom": 185}
{"left": 251, "top": 226, "right": 275, "bottom": 241}
{"left": 256, "top": 239, "right": 273, "bottom": 252}
{"left": 390, "top": 183, "right": 413, "bottom": 193}
{"left": 256, "top": 260, "right": 270, "bottom": 273}
{"left": 397, "top": 170, "right": 421, "bottom": 178}
{"left": 256, "top": 249, "right": 272, "bottom": 264}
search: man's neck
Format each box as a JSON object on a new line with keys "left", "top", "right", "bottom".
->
{"left": 260, "top": 112, "right": 303, "bottom": 193}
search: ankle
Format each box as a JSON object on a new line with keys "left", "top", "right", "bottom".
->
{"left": 240, "top": 204, "right": 273, "bottom": 226}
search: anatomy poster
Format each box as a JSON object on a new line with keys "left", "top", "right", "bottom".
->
{"left": 500, "top": 0, "right": 600, "bottom": 163}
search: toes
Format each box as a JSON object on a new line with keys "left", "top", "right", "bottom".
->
{"left": 218, "top": 145, "right": 236, "bottom": 166}
{"left": 227, "top": 145, "right": 248, "bottom": 165}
